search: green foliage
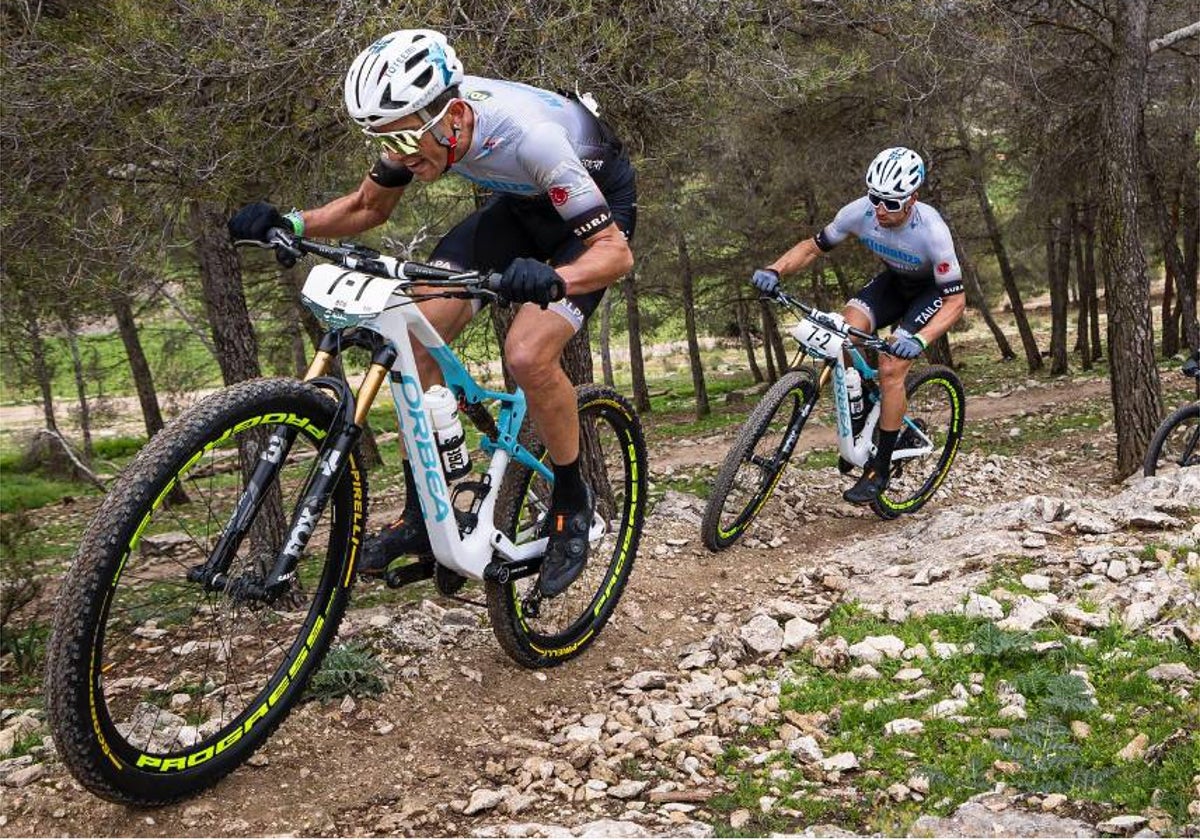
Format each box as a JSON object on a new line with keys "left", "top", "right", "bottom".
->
{"left": 970, "top": 623, "right": 1033, "bottom": 664}
{"left": 711, "top": 602, "right": 1200, "bottom": 833}
{"left": 305, "top": 643, "right": 386, "bottom": 702}
{"left": 0, "top": 471, "right": 92, "bottom": 514}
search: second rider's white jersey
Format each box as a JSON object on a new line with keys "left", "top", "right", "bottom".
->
{"left": 821, "top": 196, "right": 963, "bottom": 292}
{"left": 451, "top": 76, "right": 628, "bottom": 237}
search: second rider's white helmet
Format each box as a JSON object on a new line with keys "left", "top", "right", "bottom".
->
{"left": 344, "top": 29, "right": 464, "bottom": 129}
{"left": 865, "top": 147, "right": 925, "bottom": 199}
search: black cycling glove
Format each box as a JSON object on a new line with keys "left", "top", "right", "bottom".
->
{"left": 499, "top": 258, "right": 566, "bottom": 308}
{"left": 228, "top": 202, "right": 289, "bottom": 243}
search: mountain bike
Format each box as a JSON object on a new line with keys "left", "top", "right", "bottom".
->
{"left": 1143, "top": 348, "right": 1200, "bottom": 476}
{"left": 701, "top": 289, "right": 965, "bottom": 551}
{"left": 45, "top": 230, "right": 646, "bottom": 805}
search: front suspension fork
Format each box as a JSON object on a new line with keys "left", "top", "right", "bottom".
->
{"left": 189, "top": 334, "right": 395, "bottom": 601}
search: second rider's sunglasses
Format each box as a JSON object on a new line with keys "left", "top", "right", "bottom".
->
{"left": 867, "top": 192, "right": 911, "bottom": 212}
{"left": 362, "top": 101, "right": 454, "bottom": 156}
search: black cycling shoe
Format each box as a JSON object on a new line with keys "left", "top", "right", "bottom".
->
{"left": 843, "top": 470, "right": 889, "bottom": 505}
{"left": 538, "top": 485, "right": 595, "bottom": 598}
{"left": 837, "top": 456, "right": 855, "bottom": 475}
{"left": 358, "top": 511, "right": 430, "bottom": 577}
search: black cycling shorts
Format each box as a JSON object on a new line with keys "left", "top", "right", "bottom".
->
{"left": 429, "top": 164, "right": 637, "bottom": 332}
{"left": 847, "top": 269, "right": 948, "bottom": 335}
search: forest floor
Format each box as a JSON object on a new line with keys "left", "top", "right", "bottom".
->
{"left": 2, "top": 347, "right": 1198, "bottom": 838}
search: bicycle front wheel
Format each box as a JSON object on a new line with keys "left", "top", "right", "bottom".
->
{"left": 1143, "top": 403, "right": 1200, "bottom": 476}
{"left": 871, "top": 365, "right": 964, "bottom": 520}
{"left": 486, "top": 385, "right": 646, "bottom": 669}
{"left": 701, "top": 369, "right": 816, "bottom": 552}
{"left": 45, "top": 378, "right": 366, "bottom": 804}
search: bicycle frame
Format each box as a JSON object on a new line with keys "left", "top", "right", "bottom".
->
{"left": 786, "top": 298, "right": 936, "bottom": 470}
{"left": 302, "top": 269, "right": 555, "bottom": 582}
{"left": 189, "top": 249, "right": 563, "bottom": 600}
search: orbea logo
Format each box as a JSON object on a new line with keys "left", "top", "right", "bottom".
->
{"left": 398, "top": 375, "right": 451, "bottom": 522}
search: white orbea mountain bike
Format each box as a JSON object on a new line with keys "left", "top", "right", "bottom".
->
{"left": 701, "top": 288, "right": 965, "bottom": 551}
{"left": 46, "top": 230, "right": 646, "bottom": 804}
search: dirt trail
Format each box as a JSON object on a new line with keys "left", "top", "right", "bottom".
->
{"left": 0, "top": 375, "right": 1127, "bottom": 837}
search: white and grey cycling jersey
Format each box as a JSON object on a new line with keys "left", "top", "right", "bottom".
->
{"left": 449, "top": 76, "right": 629, "bottom": 238}
{"left": 816, "top": 196, "right": 964, "bottom": 294}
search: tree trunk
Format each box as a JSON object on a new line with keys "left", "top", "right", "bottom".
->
{"left": 25, "top": 304, "right": 58, "bottom": 433}
{"left": 1143, "top": 141, "right": 1196, "bottom": 356}
{"left": 674, "top": 229, "right": 709, "bottom": 418}
{"left": 926, "top": 335, "right": 954, "bottom": 368}
{"left": 1084, "top": 204, "right": 1103, "bottom": 359}
{"left": 112, "top": 289, "right": 167, "bottom": 438}
{"left": 760, "top": 301, "right": 789, "bottom": 378}
{"left": 957, "top": 122, "right": 1042, "bottom": 371}
{"left": 1181, "top": 131, "right": 1200, "bottom": 350}
{"left": 1070, "top": 203, "right": 1092, "bottom": 369}
{"left": 829, "top": 260, "right": 854, "bottom": 302}
{"left": 1099, "top": 0, "right": 1163, "bottom": 477}
{"left": 599, "top": 291, "right": 615, "bottom": 388}
{"left": 1047, "top": 215, "right": 1070, "bottom": 375}
{"left": 193, "top": 200, "right": 261, "bottom": 385}
{"left": 954, "top": 221, "right": 1015, "bottom": 361}
{"left": 758, "top": 302, "right": 777, "bottom": 381}
{"left": 61, "top": 314, "right": 94, "bottom": 461}
{"left": 622, "top": 270, "right": 651, "bottom": 413}
{"left": 735, "top": 296, "right": 764, "bottom": 383}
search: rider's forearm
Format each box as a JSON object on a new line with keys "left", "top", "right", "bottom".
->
{"left": 298, "top": 176, "right": 404, "bottom": 239}
{"left": 556, "top": 226, "right": 634, "bottom": 295}
{"left": 916, "top": 293, "right": 966, "bottom": 345}
{"left": 768, "top": 238, "right": 823, "bottom": 277}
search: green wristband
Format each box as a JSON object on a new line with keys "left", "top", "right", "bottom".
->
{"left": 283, "top": 209, "right": 305, "bottom": 236}
{"left": 914, "top": 333, "right": 928, "bottom": 350}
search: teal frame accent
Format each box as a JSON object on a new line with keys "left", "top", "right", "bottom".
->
{"left": 428, "top": 346, "right": 553, "bottom": 480}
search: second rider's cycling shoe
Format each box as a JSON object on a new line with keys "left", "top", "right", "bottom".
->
{"left": 842, "top": 469, "right": 888, "bottom": 505}
{"left": 358, "top": 511, "right": 430, "bottom": 577}
{"left": 538, "top": 485, "right": 595, "bottom": 597}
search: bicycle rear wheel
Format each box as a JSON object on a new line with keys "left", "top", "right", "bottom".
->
{"left": 486, "top": 385, "right": 646, "bottom": 668}
{"left": 701, "top": 369, "right": 816, "bottom": 551}
{"left": 45, "top": 378, "right": 365, "bottom": 804}
{"left": 870, "top": 365, "right": 964, "bottom": 520}
{"left": 1143, "top": 403, "right": 1200, "bottom": 476}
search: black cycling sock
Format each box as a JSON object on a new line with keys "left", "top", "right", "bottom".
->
{"left": 551, "top": 457, "right": 588, "bottom": 510}
{"left": 873, "top": 427, "right": 901, "bottom": 483}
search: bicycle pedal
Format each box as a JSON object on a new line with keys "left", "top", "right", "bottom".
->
{"left": 384, "top": 558, "right": 435, "bottom": 589}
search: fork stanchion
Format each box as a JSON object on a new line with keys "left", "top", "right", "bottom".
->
{"left": 353, "top": 363, "right": 391, "bottom": 427}
{"left": 303, "top": 351, "right": 334, "bottom": 382}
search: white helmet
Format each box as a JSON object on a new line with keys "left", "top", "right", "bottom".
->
{"left": 865, "top": 147, "right": 925, "bottom": 199}
{"left": 344, "top": 29, "right": 464, "bottom": 129}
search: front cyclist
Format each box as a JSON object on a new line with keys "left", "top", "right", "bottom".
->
{"left": 229, "top": 29, "right": 636, "bottom": 597}
{"left": 751, "top": 147, "right": 965, "bottom": 504}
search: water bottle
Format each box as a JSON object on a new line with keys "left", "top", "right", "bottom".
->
{"left": 425, "top": 385, "right": 471, "bottom": 481}
{"left": 845, "top": 367, "right": 865, "bottom": 435}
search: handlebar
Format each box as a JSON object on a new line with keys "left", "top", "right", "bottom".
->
{"left": 768, "top": 288, "right": 897, "bottom": 356}
{"left": 235, "top": 228, "right": 513, "bottom": 300}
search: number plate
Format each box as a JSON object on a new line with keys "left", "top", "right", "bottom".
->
{"left": 300, "top": 264, "right": 402, "bottom": 327}
{"left": 790, "top": 319, "right": 842, "bottom": 359}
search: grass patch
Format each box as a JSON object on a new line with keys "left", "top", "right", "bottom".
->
{"left": 0, "top": 471, "right": 96, "bottom": 514}
{"left": 707, "top": 607, "right": 1200, "bottom": 834}
{"left": 306, "top": 643, "right": 387, "bottom": 701}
